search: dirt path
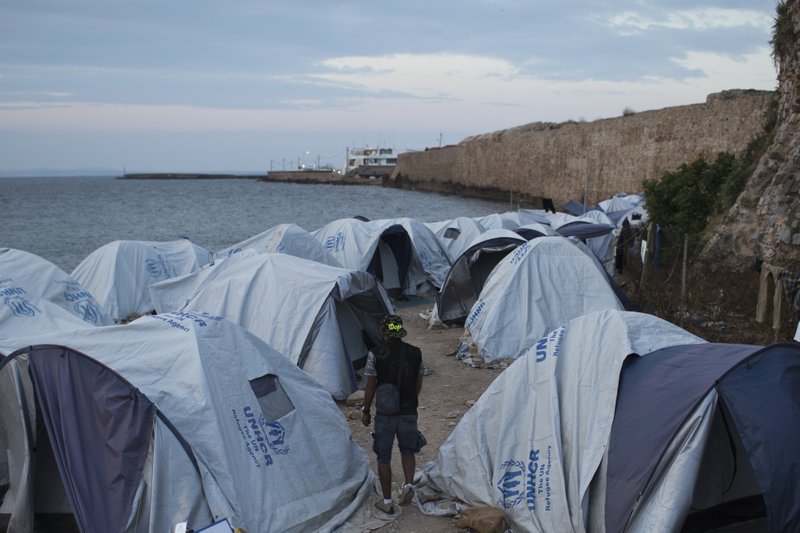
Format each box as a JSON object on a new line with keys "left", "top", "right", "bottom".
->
{"left": 339, "top": 296, "right": 504, "bottom": 532}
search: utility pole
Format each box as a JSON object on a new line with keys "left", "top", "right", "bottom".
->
{"left": 439, "top": 133, "right": 443, "bottom": 148}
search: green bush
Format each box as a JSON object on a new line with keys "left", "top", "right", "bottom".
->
{"left": 643, "top": 94, "right": 778, "bottom": 246}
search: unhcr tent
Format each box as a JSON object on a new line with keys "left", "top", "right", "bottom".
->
{"left": 313, "top": 217, "right": 449, "bottom": 297}
{"left": 513, "top": 223, "right": 558, "bottom": 241}
{"left": 0, "top": 313, "right": 373, "bottom": 533}
{"left": 215, "top": 223, "right": 342, "bottom": 267}
{"left": 424, "top": 216, "right": 486, "bottom": 263}
{"left": 473, "top": 212, "right": 520, "bottom": 230}
{"left": 465, "top": 236, "right": 623, "bottom": 362}
{"left": 148, "top": 252, "right": 393, "bottom": 400}
{"left": 435, "top": 229, "right": 527, "bottom": 326}
{"left": 71, "top": 239, "right": 212, "bottom": 322}
{"left": 0, "top": 248, "right": 112, "bottom": 326}
{"left": 417, "top": 310, "right": 800, "bottom": 532}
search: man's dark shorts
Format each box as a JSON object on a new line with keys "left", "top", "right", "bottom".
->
{"left": 372, "top": 414, "right": 426, "bottom": 464}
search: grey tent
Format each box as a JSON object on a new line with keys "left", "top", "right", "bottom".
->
{"left": 435, "top": 229, "right": 527, "bottom": 325}
{"left": 416, "top": 310, "right": 800, "bottom": 532}
{"left": 0, "top": 315, "right": 373, "bottom": 533}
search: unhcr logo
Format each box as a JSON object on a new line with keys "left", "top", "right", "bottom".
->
{"left": 4, "top": 295, "right": 39, "bottom": 317}
{"left": 145, "top": 259, "right": 161, "bottom": 277}
{"left": 323, "top": 231, "right": 346, "bottom": 253}
{"left": 73, "top": 302, "right": 102, "bottom": 324}
{"left": 496, "top": 459, "right": 526, "bottom": 509}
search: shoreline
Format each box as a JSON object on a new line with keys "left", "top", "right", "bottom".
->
{"left": 117, "top": 172, "right": 382, "bottom": 186}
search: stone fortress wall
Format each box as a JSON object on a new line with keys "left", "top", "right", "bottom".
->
{"left": 392, "top": 90, "right": 775, "bottom": 207}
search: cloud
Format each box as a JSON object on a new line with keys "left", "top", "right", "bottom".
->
{"left": 0, "top": 48, "right": 775, "bottom": 138}
{"left": 607, "top": 8, "right": 773, "bottom": 35}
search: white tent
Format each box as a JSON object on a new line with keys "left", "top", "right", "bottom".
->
{"left": 0, "top": 248, "right": 112, "bottom": 326}
{"left": 215, "top": 223, "right": 342, "bottom": 267}
{"left": 415, "top": 310, "right": 704, "bottom": 532}
{"left": 473, "top": 212, "right": 521, "bottom": 230}
{"left": 71, "top": 239, "right": 212, "bottom": 322}
{"left": 0, "top": 271, "right": 114, "bottom": 488}
{"left": 313, "top": 217, "right": 450, "bottom": 297}
{"left": 424, "top": 217, "right": 486, "bottom": 263}
{"left": 435, "top": 229, "right": 527, "bottom": 326}
{"left": 0, "top": 314, "right": 373, "bottom": 533}
{"left": 148, "top": 252, "right": 393, "bottom": 400}
{"left": 465, "top": 236, "right": 624, "bottom": 362}
{"left": 419, "top": 311, "right": 800, "bottom": 532}
{"left": 556, "top": 212, "right": 617, "bottom": 274}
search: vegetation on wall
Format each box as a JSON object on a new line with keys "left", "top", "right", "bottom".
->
{"left": 771, "top": 0, "right": 795, "bottom": 65}
{"left": 642, "top": 94, "right": 778, "bottom": 249}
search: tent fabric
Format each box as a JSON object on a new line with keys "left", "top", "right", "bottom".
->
{"left": 415, "top": 310, "right": 705, "bottom": 532}
{"left": 466, "top": 236, "right": 624, "bottom": 362}
{"left": 472, "top": 212, "right": 521, "bottom": 230}
{"left": 365, "top": 218, "right": 451, "bottom": 292}
{"left": 604, "top": 343, "right": 760, "bottom": 532}
{"left": 148, "top": 251, "right": 392, "bottom": 399}
{"left": 215, "top": 223, "right": 342, "bottom": 267}
{"left": 71, "top": 239, "right": 212, "bottom": 322}
{"left": 715, "top": 344, "right": 800, "bottom": 532}
{"left": 24, "top": 346, "right": 157, "bottom": 533}
{"left": 435, "top": 229, "right": 527, "bottom": 325}
{"left": 313, "top": 217, "right": 450, "bottom": 296}
{"left": 0, "top": 248, "right": 112, "bottom": 326}
{"left": 513, "top": 223, "right": 557, "bottom": 241}
{"left": 0, "top": 314, "right": 373, "bottom": 533}
{"left": 561, "top": 201, "right": 595, "bottom": 216}
{"left": 425, "top": 217, "right": 486, "bottom": 263}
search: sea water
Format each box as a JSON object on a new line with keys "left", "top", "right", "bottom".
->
{"left": 1, "top": 176, "right": 509, "bottom": 272}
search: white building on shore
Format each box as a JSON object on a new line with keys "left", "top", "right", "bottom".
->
{"left": 343, "top": 147, "right": 397, "bottom": 174}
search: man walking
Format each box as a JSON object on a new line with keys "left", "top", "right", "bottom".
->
{"left": 361, "top": 314, "right": 426, "bottom": 514}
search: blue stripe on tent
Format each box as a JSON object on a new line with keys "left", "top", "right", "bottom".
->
{"left": 27, "top": 345, "right": 156, "bottom": 533}
{"left": 716, "top": 343, "right": 800, "bottom": 532}
{"left": 605, "top": 343, "right": 759, "bottom": 533}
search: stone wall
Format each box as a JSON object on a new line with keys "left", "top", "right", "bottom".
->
{"left": 392, "top": 90, "right": 774, "bottom": 207}
{"left": 704, "top": 0, "right": 800, "bottom": 269}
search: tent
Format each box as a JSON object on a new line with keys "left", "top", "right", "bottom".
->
{"left": 472, "top": 212, "right": 521, "bottom": 231}
{"left": 0, "top": 314, "right": 373, "bottom": 533}
{"left": 0, "top": 248, "right": 112, "bottom": 326}
{"left": 148, "top": 251, "right": 393, "bottom": 400}
{"left": 435, "top": 229, "right": 528, "bottom": 326}
{"left": 424, "top": 217, "right": 486, "bottom": 263}
{"left": 313, "top": 217, "right": 449, "bottom": 298}
{"left": 513, "top": 223, "right": 558, "bottom": 241}
{"left": 416, "top": 309, "right": 800, "bottom": 532}
{"left": 0, "top": 261, "right": 118, "bottom": 503}
{"left": 465, "top": 236, "right": 623, "bottom": 362}
{"left": 71, "top": 239, "right": 212, "bottom": 322}
{"left": 215, "top": 223, "right": 342, "bottom": 267}
{"left": 560, "top": 200, "right": 596, "bottom": 216}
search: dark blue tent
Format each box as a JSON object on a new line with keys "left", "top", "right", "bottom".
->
{"left": 607, "top": 342, "right": 800, "bottom": 532}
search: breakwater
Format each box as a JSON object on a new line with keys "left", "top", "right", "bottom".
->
{"left": 119, "top": 173, "right": 262, "bottom": 179}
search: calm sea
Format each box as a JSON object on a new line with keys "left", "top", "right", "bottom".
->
{"left": 1, "top": 176, "right": 509, "bottom": 272}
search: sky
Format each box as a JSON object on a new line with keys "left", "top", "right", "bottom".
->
{"left": 0, "top": 1, "right": 780, "bottom": 175}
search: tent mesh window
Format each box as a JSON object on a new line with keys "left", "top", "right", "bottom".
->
{"left": 443, "top": 228, "right": 462, "bottom": 239}
{"left": 249, "top": 374, "right": 295, "bottom": 421}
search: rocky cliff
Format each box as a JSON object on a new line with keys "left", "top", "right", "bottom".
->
{"left": 703, "top": 0, "right": 800, "bottom": 270}
{"left": 392, "top": 90, "right": 774, "bottom": 207}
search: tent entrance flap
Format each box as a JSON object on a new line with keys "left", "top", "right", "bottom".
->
{"left": 26, "top": 346, "right": 157, "bottom": 533}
